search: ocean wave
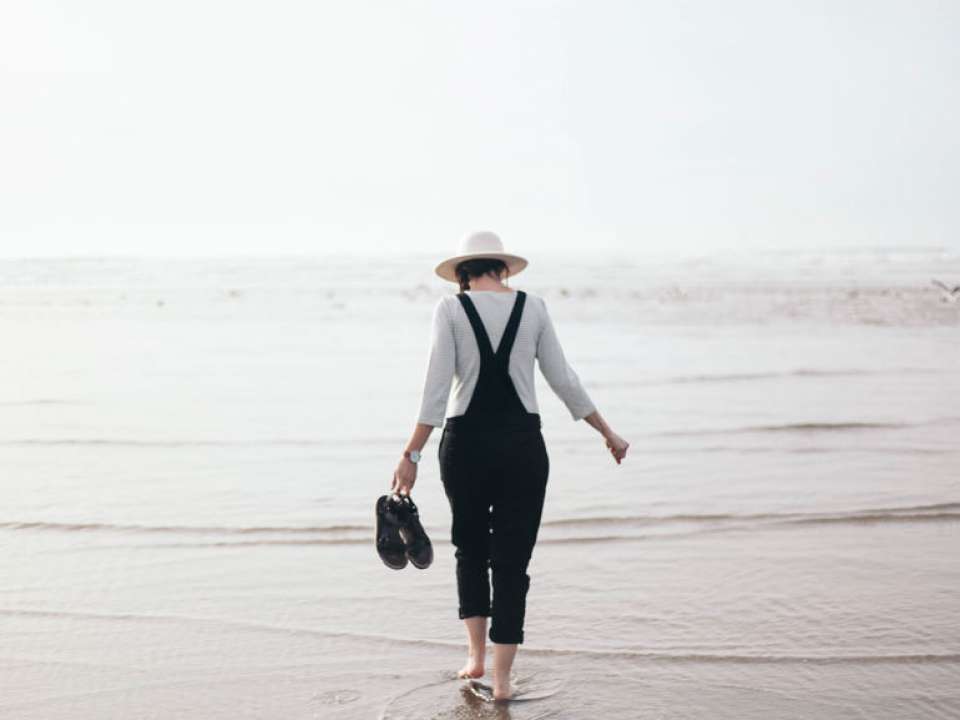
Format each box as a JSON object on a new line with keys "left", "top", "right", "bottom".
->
{"left": 592, "top": 368, "right": 941, "bottom": 388}
{"left": 526, "top": 647, "right": 960, "bottom": 665}
{"left": 1, "top": 607, "right": 955, "bottom": 666}
{"left": 125, "top": 538, "right": 370, "bottom": 548}
{"left": 4, "top": 418, "right": 956, "bottom": 449}
{"left": 660, "top": 445, "right": 956, "bottom": 455}
{"left": 660, "top": 418, "right": 960, "bottom": 436}
{"left": 5, "top": 503, "right": 955, "bottom": 544}
{"left": 0, "top": 438, "right": 381, "bottom": 448}
{"left": 3, "top": 439, "right": 953, "bottom": 461}
{"left": 0, "top": 520, "right": 367, "bottom": 535}
{"left": 663, "top": 421, "right": 906, "bottom": 435}
{"left": 541, "top": 503, "right": 960, "bottom": 529}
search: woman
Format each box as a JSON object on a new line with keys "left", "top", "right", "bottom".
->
{"left": 392, "top": 231, "right": 629, "bottom": 701}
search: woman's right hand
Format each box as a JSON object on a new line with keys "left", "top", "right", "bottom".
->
{"left": 603, "top": 431, "right": 630, "bottom": 465}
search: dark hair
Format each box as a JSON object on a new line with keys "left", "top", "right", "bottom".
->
{"left": 454, "top": 258, "right": 509, "bottom": 293}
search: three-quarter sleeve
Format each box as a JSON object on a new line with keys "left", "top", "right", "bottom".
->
{"left": 535, "top": 298, "right": 597, "bottom": 421}
{"left": 416, "top": 298, "right": 456, "bottom": 427}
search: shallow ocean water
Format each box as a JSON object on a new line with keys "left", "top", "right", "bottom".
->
{"left": 0, "top": 249, "right": 958, "bottom": 718}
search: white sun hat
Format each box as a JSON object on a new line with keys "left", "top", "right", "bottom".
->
{"left": 434, "top": 231, "right": 529, "bottom": 283}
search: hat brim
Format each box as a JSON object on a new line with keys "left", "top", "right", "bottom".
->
{"left": 434, "top": 252, "right": 529, "bottom": 283}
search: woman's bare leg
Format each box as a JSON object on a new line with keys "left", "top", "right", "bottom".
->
{"left": 457, "top": 616, "right": 487, "bottom": 678}
{"left": 491, "top": 642, "right": 518, "bottom": 700}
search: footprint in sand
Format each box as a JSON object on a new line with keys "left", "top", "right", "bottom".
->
{"left": 312, "top": 688, "right": 361, "bottom": 705}
{"left": 381, "top": 668, "right": 564, "bottom": 719}
{"left": 466, "top": 674, "right": 564, "bottom": 704}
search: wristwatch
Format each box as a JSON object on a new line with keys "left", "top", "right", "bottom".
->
{"left": 403, "top": 449, "right": 421, "bottom": 464}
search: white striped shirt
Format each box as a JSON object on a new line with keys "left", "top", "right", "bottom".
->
{"left": 416, "top": 289, "right": 597, "bottom": 427}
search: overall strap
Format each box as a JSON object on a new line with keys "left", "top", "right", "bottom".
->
{"left": 456, "top": 293, "right": 496, "bottom": 361}
{"left": 495, "top": 290, "right": 527, "bottom": 365}
{"left": 456, "top": 290, "right": 527, "bottom": 364}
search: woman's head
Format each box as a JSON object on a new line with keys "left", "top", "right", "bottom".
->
{"left": 454, "top": 257, "right": 509, "bottom": 293}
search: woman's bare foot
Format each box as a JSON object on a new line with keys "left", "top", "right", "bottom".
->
{"left": 457, "top": 654, "right": 485, "bottom": 679}
{"left": 491, "top": 642, "right": 519, "bottom": 701}
{"left": 492, "top": 672, "right": 514, "bottom": 701}
{"left": 457, "top": 616, "right": 487, "bottom": 678}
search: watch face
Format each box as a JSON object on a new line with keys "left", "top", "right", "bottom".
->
{"left": 409, "top": 450, "right": 421, "bottom": 463}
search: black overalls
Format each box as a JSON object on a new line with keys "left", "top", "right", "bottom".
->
{"left": 437, "top": 290, "right": 550, "bottom": 645}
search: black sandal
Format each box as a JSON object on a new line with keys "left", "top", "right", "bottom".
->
{"left": 395, "top": 494, "right": 434, "bottom": 570}
{"left": 375, "top": 494, "right": 408, "bottom": 570}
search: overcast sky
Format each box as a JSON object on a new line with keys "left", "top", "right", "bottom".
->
{"left": 1, "top": 1, "right": 957, "bottom": 258}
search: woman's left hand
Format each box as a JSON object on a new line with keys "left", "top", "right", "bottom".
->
{"left": 392, "top": 457, "right": 417, "bottom": 496}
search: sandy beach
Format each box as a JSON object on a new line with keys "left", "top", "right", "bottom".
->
{"left": 1, "top": 249, "right": 958, "bottom": 719}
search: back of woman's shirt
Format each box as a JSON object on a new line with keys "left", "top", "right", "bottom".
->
{"left": 417, "top": 289, "right": 596, "bottom": 427}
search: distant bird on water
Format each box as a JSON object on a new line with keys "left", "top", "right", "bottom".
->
{"left": 931, "top": 279, "right": 960, "bottom": 303}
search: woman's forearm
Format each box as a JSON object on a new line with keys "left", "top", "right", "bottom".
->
{"left": 583, "top": 409, "right": 613, "bottom": 438}
{"left": 403, "top": 422, "right": 435, "bottom": 456}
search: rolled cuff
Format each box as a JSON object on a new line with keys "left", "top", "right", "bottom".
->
{"left": 417, "top": 413, "right": 445, "bottom": 428}
{"left": 569, "top": 399, "right": 597, "bottom": 422}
